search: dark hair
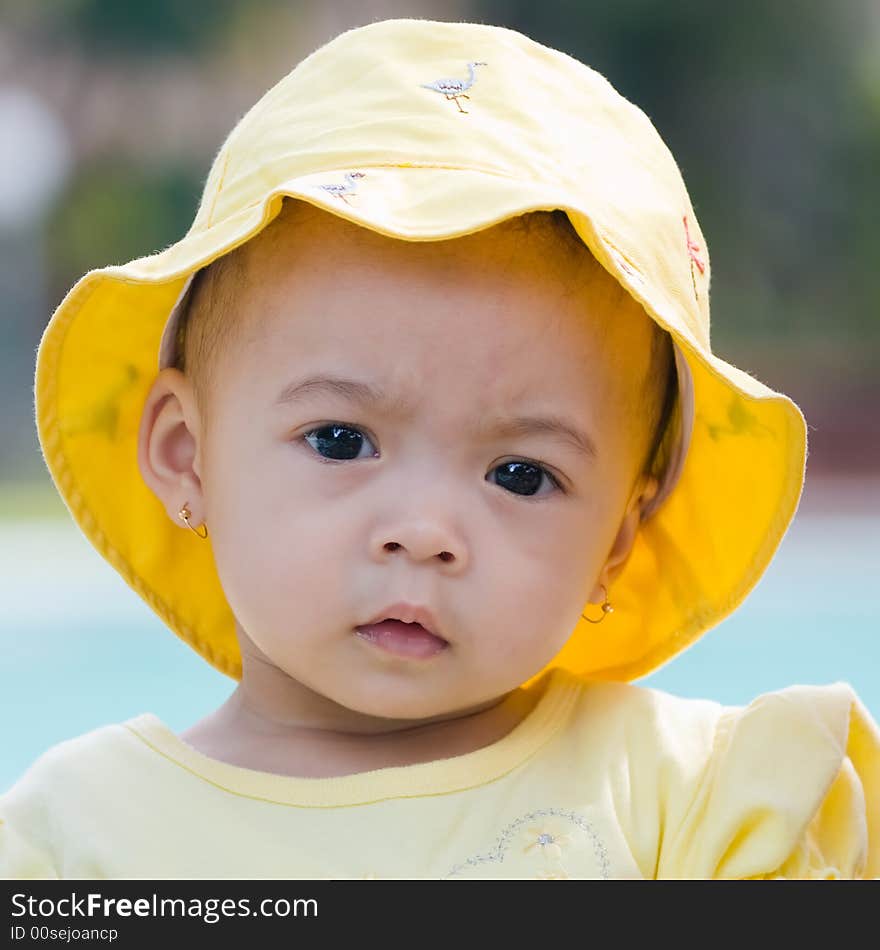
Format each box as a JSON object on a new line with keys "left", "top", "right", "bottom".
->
{"left": 172, "top": 246, "right": 248, "bottom": 434}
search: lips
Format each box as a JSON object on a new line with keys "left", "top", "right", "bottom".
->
{"left": 362, "top": 601, "right": 447, "bottom": 642}
{"left": 354, "top": 619, "right": 449, "bottom": 659}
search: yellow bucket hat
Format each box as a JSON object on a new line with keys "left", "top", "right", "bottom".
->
{"left": 34, "top": 18, "right": 807, "bottom": 685}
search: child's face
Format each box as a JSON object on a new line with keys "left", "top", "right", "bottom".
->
{"left": 144, "top": 202, "right": 660, "bottom": 726}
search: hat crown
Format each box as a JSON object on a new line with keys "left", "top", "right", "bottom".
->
{"left": 187, "top": 19, "right": 709, "bottom": 346}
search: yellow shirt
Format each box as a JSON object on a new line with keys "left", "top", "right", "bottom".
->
{"left": 2, "top": 668, "right": 877, "bottom": 879}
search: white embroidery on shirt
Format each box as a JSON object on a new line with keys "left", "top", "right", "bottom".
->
{"left": 444, "top": 807, "right": 611, "bottom": 879}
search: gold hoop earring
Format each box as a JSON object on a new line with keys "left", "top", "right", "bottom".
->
{"left": 178, "top": 503, "right": 208, "bottom": 539}
{"left": 582, "top": 583, "right": 613, "bottom": 624}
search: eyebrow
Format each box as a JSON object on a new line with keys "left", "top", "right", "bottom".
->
{"left": 274, "top": 374, "right": 598, "bottom": 461}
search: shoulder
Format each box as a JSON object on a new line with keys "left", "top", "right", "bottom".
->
{"left": 0, "top": 716, "right": 153, "bottom": 880}
{"left": 551, "top": 673, "right": 726, "bottom": 876}
{"left": 560, "top": 671, "right": 872, "bottom": 773}
{"left": 557, "top": 670, "right": 726, "bottom": 779}
{"left": 4, "top": 716, "right": 148, "bottom": 797}
{"left": 557, "top": 673, "right": 878, "bottom": 879}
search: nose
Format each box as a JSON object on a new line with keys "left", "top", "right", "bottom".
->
{"left": 373, "top": 523, "right": 466, "bottom": 568}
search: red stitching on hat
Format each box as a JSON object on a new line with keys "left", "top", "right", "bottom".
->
{"left": 683, "top": 214, "right": 705, "bottom": 273}
{"left": 683, "top": 214, "right": 705, "bottom": 301}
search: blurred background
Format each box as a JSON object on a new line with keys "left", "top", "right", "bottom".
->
{"left": 1, "top": 1, "right": 878, "bottom": 791}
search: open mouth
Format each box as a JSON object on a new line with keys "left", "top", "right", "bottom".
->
{"left": 354, "top": 619, "right": 449, "bottom": 660}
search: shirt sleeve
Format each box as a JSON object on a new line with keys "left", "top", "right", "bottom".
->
{"left": 0, "top": 757, "right": 62, "bottom": 880}
{"left": 0, "top": 813, "right": 60, "bottom": 880}
{"left": 656, "top": 682, "right": 879, "bottom": 880}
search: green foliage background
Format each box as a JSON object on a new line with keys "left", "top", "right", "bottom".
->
{"left": 1, "top": 0, "right": 877, "bottom": 488}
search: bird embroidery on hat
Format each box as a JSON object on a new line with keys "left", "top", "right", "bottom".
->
{"left": 316, "top": 171, "right": 366, "bottom": 205}
{"left": 683, "top": 214, "right": 706, "bottom": 301}
{"left": 420, "top": 61, "right": 487, "bottom": 113}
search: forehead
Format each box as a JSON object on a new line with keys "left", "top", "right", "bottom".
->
{"left": 227, "top": 200, "right": 654, "bottom": 399}
{"left": 237, "top": 200, "right": 636, "bottom": 324}
{"left": 243, "top": 199, "right": 584, "bottom": 281}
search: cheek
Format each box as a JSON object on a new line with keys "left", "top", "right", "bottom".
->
{"left": 479, "top": 563, "right": 589, "bottom": 649}
{"left": 211, "top": 524, "right": 352, "bottom": 657}
{"left": 205, "top": 462, "right": 353, "bottom": 637}
{"left": 497, "top": 495, "right": 603, "bottom": 587}
{"left": 475, "top": 508, "right": 606, "bottom": 655}
{"left": 206, "top": 420, "right": 344, "bottom": 552}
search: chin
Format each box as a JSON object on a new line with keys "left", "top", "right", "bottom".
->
{"left": 346, "top": 694, "right": 442, "bottom": 722}
{"left": 332, "top": 680, "right": 456, "bottom": 723}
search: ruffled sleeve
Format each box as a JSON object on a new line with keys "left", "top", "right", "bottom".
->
{"left": 657, "top": 682, "right": 879, "bottom": 879}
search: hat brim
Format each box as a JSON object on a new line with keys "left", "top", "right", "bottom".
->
{"left": 34, "top": 166, "right": 807, "bottom": 684}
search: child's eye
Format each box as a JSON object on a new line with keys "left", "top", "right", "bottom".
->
{"left": 300, "top": 423, "right": 562, "bottom": 498}
{"left": 487, "top": 460, "right": 562, "bottom": 499}
{"left": 302, "top": 424, "right": 378, "bottom": 461}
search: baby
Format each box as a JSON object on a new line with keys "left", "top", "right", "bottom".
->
{"left": 142, "top": 200, "right": 676, "bottom": 777}
{"left": 4, "top": 18, "right": 878, "bottom": 880}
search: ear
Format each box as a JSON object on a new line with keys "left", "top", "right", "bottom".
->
{"left": 588, "top": 474, "right": 660, "bottom": 603}
{"left": 137, "top": 367, "right": 205, "bottom": 529}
